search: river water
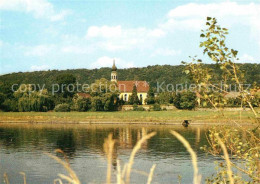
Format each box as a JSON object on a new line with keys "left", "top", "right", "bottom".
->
{"left": 0, "top": 123, "right": 218, "bottom": 184}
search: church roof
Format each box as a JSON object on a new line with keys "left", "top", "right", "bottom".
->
{"left": 117, "top": 81, "right": 149, "bottom": 93}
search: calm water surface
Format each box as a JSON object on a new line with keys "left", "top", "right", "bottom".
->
{"left": 0, "top": 123, "right": 218, "bottom": 184}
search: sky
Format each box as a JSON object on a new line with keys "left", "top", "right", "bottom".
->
{"left": 0, "top": 0, "right": 260, "bottom": 74}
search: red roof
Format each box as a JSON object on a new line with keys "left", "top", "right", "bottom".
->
{"left": 77, "top": 93, "right": 91, "bottom": 98}
{"left": 117, "top": 81, "right": 149, "bottom": 93}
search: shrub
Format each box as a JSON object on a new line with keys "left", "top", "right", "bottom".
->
{"left": 132, "top": 103, "right": 138, "bottom": 111}
{"left": 54, "top": 103, "right": 70, "bottom": 112}
{"left": 73, "top": 98, "right": 91, "bottom": 112}
{"left": 173, "top": 92, "right": 196, "bottom": 110}
{"left": 133, "top": 104, "right": 145, "bottom": 111}
{"left": 179, "top": 91, "right": 196, "bottom": 110}
{"left": 226, "top": 98, "right": 241, "bottom": 107}
{"left": 173, "top": 93, "right": 181, "bottom": 109}
{"left": 155, "top": 92, "right": 173, "bottom": 105}
{"left": 153, "top": 103, "right": 161, "bottom": 111}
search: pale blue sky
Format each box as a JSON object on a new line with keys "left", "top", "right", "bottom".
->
{"left": 0, "top": 0, "right": 260, "bottom": 74}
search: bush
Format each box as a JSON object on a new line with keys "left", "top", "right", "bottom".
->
{"left": 132, "top": 103, "right": 138, "bottom": 111}
{"left": 155, "top": 92, "right": 173, "bottom": 105}
{"left": 73, "top": 98, "right": 91, "bottom": 112}
{"left": 153, "top": 103, "right": 161, "bottom": 111}
{"left": 133, "top": 104, "right": 145, "bottom": 111}
{"left": 180, "top": 91, "right": 196, "bottom": 110}
{"left": 173, "top": 93, "right": 181, "bottom": 109}
{"left": 226, "top": 98, "right": 241, "bottom": 107}
{"left": 54, "top": 103, "right": 70, "bottom": 112}
{"left": 174, "top": 91, "right": 196, "bottom": 110}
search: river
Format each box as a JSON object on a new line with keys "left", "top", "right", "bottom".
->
{"left": 0, "top": 123, "right": 218, "bottom": 184}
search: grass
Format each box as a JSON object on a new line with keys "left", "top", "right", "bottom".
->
{"left": 0, "top": 110, "right": 258, "bottom": 124}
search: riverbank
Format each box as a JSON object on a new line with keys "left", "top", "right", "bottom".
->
{"left": 0, "top": 110, "right": 258, "bottom": 125}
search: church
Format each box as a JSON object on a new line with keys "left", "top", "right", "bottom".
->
{"left": 111, "top": 60, "right": 149, "bottom": 104}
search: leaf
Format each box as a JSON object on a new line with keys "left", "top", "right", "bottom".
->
{"left": 231, "top": 49, "right": 238, "bottom": 57}
{"left": 200, "top": 34, "right": 205, "bottom": 37}
{"left": 207, "top": 17, "right": 212, "bottom": 21}
{"left": 185, "top": 70, "right": 190, "bottom": 74}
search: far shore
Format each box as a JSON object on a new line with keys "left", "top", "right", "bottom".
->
{"left": 0, "top": 110, "right": 258, "bottom": 125}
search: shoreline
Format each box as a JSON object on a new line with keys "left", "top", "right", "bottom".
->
{"left": 0, "top": 110, "right": 258, "bottom": 126}
{"left": 0, "top": 119, "right": 255, "bottom": 125}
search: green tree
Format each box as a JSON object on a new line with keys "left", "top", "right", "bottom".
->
{"left": 173, "top": 93, "right": 181, "bottom": 109}
{"left": 155, "top": 92, "right": 173, "bottom": 104}
{"left": 179, "top": 91, "right": 196, "bottom": 110}
{"left": 14, "top": 85, "right": 54, "bottom": 112}
{"left": 1, "top": 99, "right": 18, "bottom": 111}
{"left": 88, "top": 78, "right": 119, "bottom": 111}
{"left": 0, "top": 92, "right": 5, "bottom": 108}
{"left": 182, "top": 17, "right": 259, "bottom": 183}
{"left": 72, "top": 96, "right": 91, "bottom": 112}
{"left": 145, "top": 87, "right": 155, "bottom": 104}
{"left": 128, "top": 85, "right": 140, "bottom": 105}
{"left": 56, "top": 74, "right": 76, "bottom": 98}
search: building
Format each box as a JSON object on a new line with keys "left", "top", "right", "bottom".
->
{"left": 111, "top": 60, "right": 149, "bottom": 104}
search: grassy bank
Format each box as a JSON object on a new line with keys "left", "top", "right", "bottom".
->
{"left": 0, "top": 110, "right": 258, "bottom": 124}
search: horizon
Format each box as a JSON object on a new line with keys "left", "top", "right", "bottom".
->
{"left": 1, "top": 62, "right": 259, "bottom": 76}
{"left": 1, "top": 0, "right": 260, "bottom": 74}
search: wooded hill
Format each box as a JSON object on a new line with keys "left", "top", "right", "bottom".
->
{"left": 0, "top": 63, "right": 259, "bottom": 89}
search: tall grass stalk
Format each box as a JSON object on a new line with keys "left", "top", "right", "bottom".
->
{"left": 215, "top": 135, "right": 234, "bottom": 184}
{"left": 116, "top": 159, "right": 123, "bottom": 184}
{"left": 125, "top": 132, "right": 157, "bottom": 184}
{"left": 19, "top": 172, "right": 27, "bottom": 184}
{"left": 46, "top": 149, "right": 81, "bottom": 184}
{"left": 53, "top": 178, "right": 63, "bottom": 184}
{"left": 170, "top": 130, "right": 201, "bottom": 184}
{"left": 146, "top": 164, "right": 156, "bottom": 184}
{"left": 3, "top": 172, "right": 10, "bottom": 184}
{"left": 104, "top": 133, "right": 115, "bottom": 184}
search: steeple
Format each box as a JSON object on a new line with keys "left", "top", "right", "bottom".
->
{"left": 112, "top": 59, "right": 117, "bottom": 71}
{"left": 111, "top": 59, "right": 118, "bottom": 82}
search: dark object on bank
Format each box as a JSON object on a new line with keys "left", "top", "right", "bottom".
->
{"left": 182, "top": 120, "right": 191, "bottom": 127}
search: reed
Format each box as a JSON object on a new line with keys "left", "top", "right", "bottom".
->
{"left": 103, "top": 133, "right": 116, "bottom": 184}
{"left": 215, "top": 135, "right": 234, "bottom": 184}
{"left": 146, "top": 164, "right": 156, "bottom": 184}
{"left": 19, "top": 172, "right": 27, "bottom": 184}
{"left": 125, "top": 131, "right": 157, "bottom": 184}
{"left": 3, "top": 172, "right": 10, "bottom": 184}
{"left": 170, "top": 130, "right": 201, "bottom": 184}
{"left": 53, "top": 178, "right": 63, "bottom": 184}
{"left": 116, "top": 159, "right": 122, "bottom": 184}
{"left": 46, "top": 149, "right": 81, "bottom": 184}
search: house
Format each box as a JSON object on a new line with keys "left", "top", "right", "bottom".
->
{"left": 77, "top": 93, "right": 91, "bottom": 98}
{"left": 111, "top": 60, "right": 149, "bottom": 104}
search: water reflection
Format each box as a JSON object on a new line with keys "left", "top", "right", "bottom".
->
{"left": 0, "top": 123, "right": 213, "bottom": 184}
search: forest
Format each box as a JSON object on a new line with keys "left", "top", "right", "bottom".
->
{"left": 0, "top": 63, "right": 259, "bottom": 112}
{"left": 0, "top": 63, "right": 259, "bottom": 89}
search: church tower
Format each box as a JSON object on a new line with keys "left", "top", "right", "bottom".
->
{"left": 111, "top": 59, "right": 118, "bottom": 82}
